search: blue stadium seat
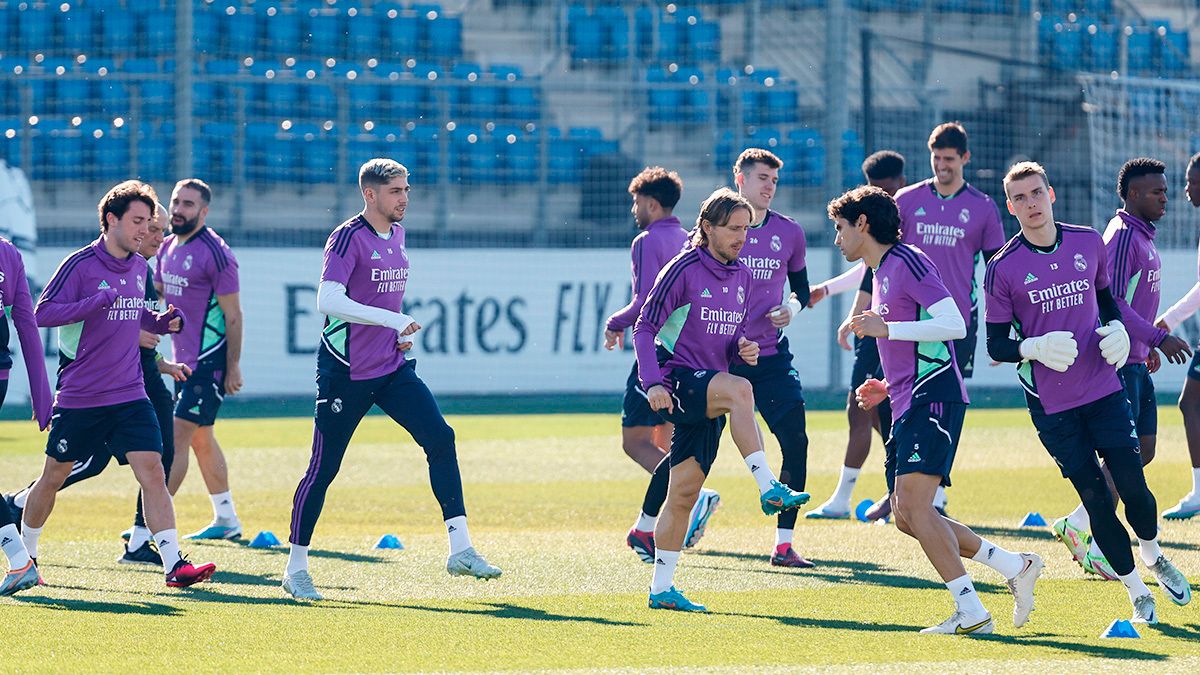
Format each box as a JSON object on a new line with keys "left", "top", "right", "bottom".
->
{"left": 265, "top": 10, "right": 302, "bottom": 57}
{"left": 657, "top": 21, "right": 683, "bottom": 62}
{"left": 60, "top": 8, "right": 96, "bottom": 55}
{"left": 307, "top": 84, "right": 338, "bottom": 121}
{"left": 596, "top": 5, "right": 629, "bottom": 62}
{"left": 787, "top": 127, "right": 824, "bottom": 187}
{"left": 18, "top": 9, "right": 53, "bottom": 54}
{"left": 99, "top": 10, "right": 137, "bottom": 54}
{"left": 348, "top": 82, "right": 385, "bottom": 123}
{"left": 346, "top": 13, "right": 380, "bottom": 59}
{"left": 692, "top": 21, "right": 720, "bottom": 63}
{"left": 386, "top": 14, "right": 420, "bottom": 55}
{"left": 1086, "top": 26, "right": 1117, "bottom": 72}
{"left": 223, "top": 10, "right": 259, "bottom": 56}
{"left": 1162, "top": 29, "right": 1189, "bottom": 74}
{"left": 646, "top": 66, "right": 682, "bottom": 123}
{"left": 548, "top": 131, "right": 582, "bottom": 184}
{"left": 763, "top": 85, "right": 798, "bottom": 124}
{"left": 568, "top": 6, "right": 603, "bottom": 62}
{"left": 489, "top": 64, "right": 523, "bottom": 82}
{"left": 1051, "top": 23, "right": 1083, "bottom": 70}
{"left": 193, "top": 9, "right": 218, "bottom": 51}
{"left": 197, "top": 121, "right": 236, "bottom": 183}
{"left": 90, "top": 124, "right": 130, "bottom": 181}
{"left": 427, "top": 16, "right": 463, "bottom": 59}
{"left": 247, "top": 121, "right": 292, "bottom": 183}
{"left": 494, "top": 124, "right": 535, "bottom": 184}
{"left": 138, "top": 8, "right": 177, "bottom": 57}
{"left": 137, "top": 122, "right": 172, "bottom": 180}
{"left": 409, "top": 123, "right": 441, "bottom": 175}
{"left": 306, "top": 13, "right": 344, "bottom": 57}
{"left": 505, "top": 85, "right": 539, "bottom": 123}
{"left": 292, "top": 122, "right": 336, "bottom": 184}
{"left": 634, "top": 6, "right": 655, "bottom": 60}
{"left": 35, "top": 120, "right": 83, "bottom": 180}
{"left": 54, "top": 78, "right": 92, "bottom": 117}
{"left": 1127, "top": 30, "right": 1152, "bottom": 74}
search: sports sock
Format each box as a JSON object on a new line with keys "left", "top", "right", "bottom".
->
{"left": 12, "top": 488, "right": 28, "bottom": 509}
{"left": 651, "top": 549, "right": 680, "bottom": 594}
{"left": 828, "top": 466, "right": 860, "bottom": 510}
{"left": 932, "top": 485, "right": 947, "bottom": 509}
{"left": 634, "top": 512, "right": 657, "bottom": 533}
{"left": 0, "top": 524, "right": 30, "bottom": 568}
{"left": 154, "top": 529, "right": 182, "bottom": 574}
{"left": 1066, "top": 503, "right": 1090, "bottom": 531}
{"left": 20, "top": 522, "right": 41, "bottom": 560}
{"left": 946, "top": 574, "right": 988, "bottom": 619}
{"left": 1120, "top": 569, "right": 1152, "bottom": 601}
{"left": 210, "top": 492, "right": 237, "bottom": 520}
{"left": 1138, "top": 538, "right": 1164, "bottom": 567}
{"left": 286, "top": 544, "right": 309, "bottom": 576}
{"left": 445, "top": 515, "right": 472, "bottom": 555}
{"left": 774, "top": 528, "right": 793, "bottom": 548}
{"left": 1190, "top": 467, "right": 1200, "bottom": 500}
{"left": 970, "top": 537, "right": 1025, "bottom": 579}
{"left": 743, "top": 451, "right": 776, "bottom": 494}
{"left": 128, "top": 526, "right": 152, "bottom": 550}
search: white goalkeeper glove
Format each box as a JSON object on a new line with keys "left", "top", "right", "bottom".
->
{"left": 1095, "top": 320, "right": 1130, "bottom": 369}
{"left": 1019, "top": 331, "right": 1078, "bottom": 373}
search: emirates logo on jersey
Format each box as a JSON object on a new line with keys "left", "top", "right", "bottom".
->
{"left": 770, "top": 235, "right": 782, "bottom": 252}
{"left": 1074, "top": 253, "right": 1087, "bottom": 272}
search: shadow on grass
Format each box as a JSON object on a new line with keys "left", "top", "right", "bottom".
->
{"left": 390, "top": 601, "right": 647, "bottom": 627}
{"left": 689, "top": 551, "right": 1009, "bottom": 592}
{"left": 978, "top": 632, "right": 1167, "bottom": 661}
{"left": 220, "top": 539, "right": 388, "bottom": 564}
{"left": 1147, "top": 623, "right": 1200, "bottom": 641}
{"left": 970, "top": 524, "right": 1056, "bottom": 542}
{"left": 15, "top": 595, "right": 183, "bottom": 616}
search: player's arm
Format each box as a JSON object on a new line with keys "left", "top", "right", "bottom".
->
{"left": 316, "top": 280, "right": 415, "bottom": 333}
{"left": 1158, "top": 282, "right": 1200, "bottom": 331}
{"left": 982, "top": 248, "right": 1001, "bottom": 265}
{"left": 809, "top": 263, "right": 865, "bottom": 307}
{"left": 35, "top": 273, "right": 115, "bottom": 327}
{"left": 632, "top": 264, "right": 685, "bottom": 412}
{"left": 985, "top": 322, "right": 1023, "bottom": 363}
{"left": 769, "top": 268, "right": 810, "bottom": 328}
{"left": 860, "top": 296, "right": 965, "bottom": 342}
{"left": 1106, "top": 235, "right": 1171, "bottom": 351}
{"left": 217, "top": 292, "right": 244, "bottom": 394}
{"left": 7, "top": 257, "right": 52, "bottom": 429}
{"left": 141, "top": 303, "right": 184, "bottom": 334}
{"left": 605, "top": 238, "right": 647, "bottom": 346}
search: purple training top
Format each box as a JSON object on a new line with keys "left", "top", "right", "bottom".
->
{"left": 155, "top": 226, "right": 239, "bottom": 370}
{"left": 984, "top": 223, "right": 1121, "bottom": 414}
{"left": 739, "top": 210, "right": 807, "bottom": 357}
{"left": 37, "top": 238, "right": 182, "bottom": 409}
{"left": 873, "top": 243, "right": 969, "bottom": 420}
{"left": 0, "top": 237, "right": 52, "bottom": 426}
{"left": 319, "top": 214, "right": 409, "bottom": 381}
{"left": 896, "top": 179, "right": 1006, "bottom": 323}
{"left": 634, "top": 246, "right": 753, "bottom": 390}
{"left": 1103, "top": 210, "right": 1167, "bottom": 365}
{"left": 606, "top": 216, "right": 688, "bottom": 332}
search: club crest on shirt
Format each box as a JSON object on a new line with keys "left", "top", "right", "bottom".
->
{"left": 737, "top": 286, "right": 745, "bottom": 305}
{"left": 183, "top": 254, "right": 193, "bottom": 271}
{"left": 881, "top": 276, "right": 890, "bottom": 295}
{"left": 1073, "top": 253, "right": 1087, "bottom": 272}
{"left": 770, "top": 235, "right": 782, "bottom": 252}
{"left": 959, "top": 208, "right": 970, "bottom": 224}
{"left": 137, "top": 275, "right": 145, "bottom": 292}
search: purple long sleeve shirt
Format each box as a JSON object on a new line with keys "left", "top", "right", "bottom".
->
{"left": 633, "top": 246, "right": 753, "bottom": 390}
{"left": 0, "top": 238, "right": 52, "bottom": 428}
{"left": 606, "top": 216, "right": 688, "bottom": 332}
{"left": 155, "top": 226, "right": 240, "bottom": 370}
{"left": 740, "top": 210, "right": 807, "bottom": 357}
{"left": 1103, "top": 210, "right": 1167, "bottom": 365}
{"left": 37, "top": 238, "right": 183, "bottom": 409}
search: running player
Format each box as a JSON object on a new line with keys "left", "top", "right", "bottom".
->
{"left": 1054, "top": 158, "right": 1192, "bottom": 578}
{"left": 156, "top": 179, "right": 245, "bottom": 540}
{"left": 834, "top": 185, "right": 1040, "bottom": 634}
{"left": 604, "top": 168, "right": 720, "bottom": 560}
{"left": 283, "top": 159, "right": 501, "bottom": 601}
{"left": 1157, "top": 151, "right": 1200, "bottom": 519}
{"left": 808, "top": 149, "right": 905, "bottom": 520}
{"left": 984, "top": 161, "right": 1189, "bottom": 625}
{"left": 0, "top": 235, "right": 52, "bottom": 596}
{"left": 638, "top": 188, "right": 810, "bottom": 612}
{"left": 22, "top": 180, "right": 215, "bottom": 588}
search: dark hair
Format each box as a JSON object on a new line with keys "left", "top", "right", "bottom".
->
{"left": 826, "top": 185, "right": 901, "bottom": 245}
{"left": 628, "top": 166, "right": 683, "bottom": 210}
{"left": 1117, "top": 157, "right": 1166, "bottom": 200}
{"left": 862, "top": 150, "right": 905, "bottom": 181}
{"left": 691, "top": 188, "right": 753, "bottom": 249}
{"left": 733, "top": 147, "right": 783, "bottom": 175}
{"left": 98, "top": 180, "right": 158, "bottom": 231}
{"left": 358, "top": 158, "right": 409, "bottom": 193}
{"left": 1189, "top": 152, "right": 1200, "bottom": 173}
{"left": 174, "top": 178, "right": 212, "bottom": 204}
{"left": 928, "top": 122, "right": 968, "bottom": 156}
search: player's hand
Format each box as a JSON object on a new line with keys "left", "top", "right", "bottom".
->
{"left": 850, "top": 310, "right": 888, "bottom": 338}
{"left": 224, "top": 362, "right": 244, "bottom": 395}
{"left": 855, "top": 378, "right": 888, "bottom": 411}
{"left": 159, "top": 359, "right": 193, "bottom": 382}
{"left": 163, "top": 304, "right": 185, "bottom": 333}
{"left": 98, "top": 287, "right": 119, "bottom": 309}
{"left": 604, "top": 329, "right": 623, "bottom": 351}
{"left": 1157, "top": 334, "right": 1193, "bottom": 365}
{"left": 836, "top": 316, "right": 854, "bottom": 351}
{"left": 1019, "top": 331, "right": 1077, "bottom": 373}
{"left": 1095, "top": 321, "right": 1130, "bottom": 369}
{"left": 397, "top": 321, "right": 421, "bottom": 352}
{"left": 807, "top": 284, "right": 827, "bottom": 308}
{"left": 646, "top": 384, "right": 673, "bottom": 414}
{"left": 139, "top": 330, "right": 161, "bottom": 349}
{"left": 1146, "top": 349, "right": 1161, "bottom": 374}
{"left": 738, "top": 337, "right": 759, "bottom": 366}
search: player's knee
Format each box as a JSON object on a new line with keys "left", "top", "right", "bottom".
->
{"left": 731, "top": 377, "right": 754, "bottom": 406}
{"left": 1180, "top": 390, "right": 1200, "bottom": 416}
{"left": 421, "top": 423, "right": 456, "bottom": 460}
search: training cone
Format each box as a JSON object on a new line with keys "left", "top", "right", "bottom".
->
{"left": 1019, "top": 512, "right": 1048, "bottom": 527}
{"left": 855, "top": 499, "right": 874, "bottom": 523}
{"left": 249, "top": 531, "right": 281, "bottom": 548}
{"left": 375, "top": 534, "right": 404, "bottom": 550}
{"left": 1101, "top": 619, "right": 1141, "bottom": 639}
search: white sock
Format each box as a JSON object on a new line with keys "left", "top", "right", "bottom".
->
{"left": 0, "top": 524, "right": 30, "bottom": 568}
{"left": 1120, "top": 569, "right": 1152, "bottom": 601}
{"left": 1087, "top": 538, "right": 1103, "bottom": 560}
{"left": 932, "top": 485, "right": 947, "bottom": 509}
{"left": 1190, "top": 467, "right": 1200, "bottom": 499}
{"left": 12, "top": 488, "right": 28, "bottom": 509}
{"left": 154, "top": 529, "right": 182, "bottom": 574}
{"left": 1138, "top": 538, "right": 1164, "bottom": 567}
{"left": 20, "top": 522, "right": 41, "bottom": 560}
{"left": 634, "top": 512, "right": 657, "bottom": 533}
{"left": 286, "top": 544, "right": 309, "bottom": 576}
{"left": 971, "top": 537, "right": 1025, "bottom": 579}
{"left": 744, "top": 451, "right": 777, "bottom": 494}
{"left": 210, "top": 492, "right": 237, "bottom": 520}
{"left": 445, "top": 515, "right": 472, "bottom": 555}
{"left": 128, "top": 526, "right": 152, "bottom": 550}
{"left": 946, "top": 574, "right": 988, "bottom": 618}
{"left": 1066, "top": 503, "right": 1090, "bottom": 531}
{"left": 651, "top": 548, "right": 680, "bottom": 594}
{"left": 774, "top": 528, "right": 794, "bottom": 549}
{"left": 829, "top": 466, "right": 861, "bottom": 509}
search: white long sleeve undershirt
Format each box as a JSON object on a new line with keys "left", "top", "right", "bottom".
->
{"left": 885, "top": 297, "right": 966, "bottom": 342}
{"left": 316, "top": 280, "right": 416, "bottom": 335}
{"left": 1160, "top": 282, "right": 1200, "bottom": 331}
{"left": 819, "top": 263, "right": 867, "bottom": 296}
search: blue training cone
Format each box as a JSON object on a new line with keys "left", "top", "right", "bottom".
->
{"left": 249, "top": 531, "right": 281, "bottom": 548}
{"left": 1101, "top": 619, "right": 1141, "bottom": 639}
{"left": 1019, "top": 512, "right": 1048, "bottom": 527}
{"left": 855, "top": 499, "right": 874, "bottom": 523}
{"left": 375, "top": 534, "right": 404, "bottom": 550}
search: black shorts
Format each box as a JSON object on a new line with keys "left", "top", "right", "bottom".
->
{"left": 730, "top": 337, "right": 804, "bottom": 431}
{"left": 850, "top": 335, "right": 885, "bottom": 390}
{"left": 1029, "top": 389, "right": 1139, "bottom": 478}
{"left": 175, "top": 354, "right": 227, "bottom": 426}
{"left": 1119, "top": 363, "right": 1157, "bottom": 437}
{"left": 1188, "top": 349, "right": 1200, "bottom": 382}
{"left": 660, "top": 367, "right": 724, "bottom": 475}
{"left": 884, "top": 401, "right": 965, "bottom": 492}
{"left": 621, "top": 361, "right": 666, "bottom": 428}
{"left": 952, "top": 311, "right": 978, "bottom": 379}
{"left": 46, "top": 398, "right": 162, "bottom": 465}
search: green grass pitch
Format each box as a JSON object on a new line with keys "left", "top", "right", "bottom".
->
{"left": 1, "top": 409, "right": 1198, "bottom": 672}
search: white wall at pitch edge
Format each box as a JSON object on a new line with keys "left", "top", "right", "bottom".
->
{"left": 5, "top": 247, "right": 1199, "bottom": 402}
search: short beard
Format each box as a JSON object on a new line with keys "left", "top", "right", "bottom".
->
{"left": 170, "top": 216, "right": 200, "bottom": 236}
